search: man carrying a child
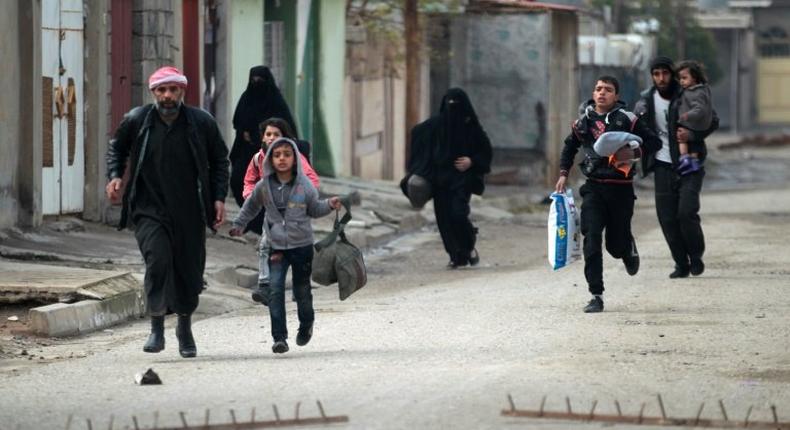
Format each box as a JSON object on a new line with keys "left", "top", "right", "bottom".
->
{"left": 634, "top": 56, "right": 718, "bottom": 280}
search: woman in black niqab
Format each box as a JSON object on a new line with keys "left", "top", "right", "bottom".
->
{"left": 401, "top": 88, "right": 493, "bottom": 268}
{"left": 229, "top": 66, "right": 298, "bottom": 207}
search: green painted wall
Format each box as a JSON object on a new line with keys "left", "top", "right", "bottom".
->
{"left": 316, "top": 1, "right": 346, "bottom": 177}
{"left": 293, "top": 1, "right": 345, "bottom": 177}
{"left": 230, "top": 0, "right": 264, "bottom": 127}
{"left": 264, "top": 0, "right": 297, "bottom": 113}
{"left": 296, "top": 2, "right": 316, "bottom": 148}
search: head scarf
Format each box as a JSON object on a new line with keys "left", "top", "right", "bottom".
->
{"left": 404, "top": 87, "right": 490, "bottom": 185}
{"left": 433, "top": 88, "right": 484, "bottom": 165}
{"left": 148, "top": 66, "right": 188, "bottom": 90}
{"left": 232, "top": 66, "right": 298, "bottom": 141}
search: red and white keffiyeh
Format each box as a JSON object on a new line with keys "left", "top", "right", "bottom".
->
{"left": 148, "top": 66, "right": 188, "bottom": 90}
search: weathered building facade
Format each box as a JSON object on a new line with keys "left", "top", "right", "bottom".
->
{"left": 429, "top": 1, "right": 579, "bottom": 185}
{"left": 1, "top": 0, "right": 347, "bottom": 231}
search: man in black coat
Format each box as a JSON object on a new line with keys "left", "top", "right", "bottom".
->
{"left": 633, "top": 57, "right": 718, "bottom": 280}
{"left": 105, "top": 66, "right": 229, "bottom": 358}
{"left": 555, "top": 76, "right": 661, "bottom": 313}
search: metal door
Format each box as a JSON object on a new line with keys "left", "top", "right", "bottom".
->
{"left": 42, "top": 0, "right": 84, "bottom": 215}
{"left": 758, "top": 58, "right": 790, "bottom": 123}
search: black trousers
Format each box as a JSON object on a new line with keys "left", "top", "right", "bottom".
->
{"left": 134, "top": 217, "right": 205, "bottom": 316}
{"left": 579, "top": 180, "right": 636, "bottom": 295}
{"left": 653, "top": 161, "right": 705, "bottom": 269}
{"left": 433, "top": 179, "right": 477, "bottom": 265}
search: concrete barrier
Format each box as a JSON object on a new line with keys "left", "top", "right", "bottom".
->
{"left": 29, "top": 284, "right": 145, "bottom": 337}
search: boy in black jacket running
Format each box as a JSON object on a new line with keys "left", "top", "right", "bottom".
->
{"left": 554, "top": 76, "right": 661, "bottom": 313}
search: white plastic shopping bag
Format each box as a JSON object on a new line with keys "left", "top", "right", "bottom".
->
{"left": 547, "top": 188, "right": 581, "bottom": 270}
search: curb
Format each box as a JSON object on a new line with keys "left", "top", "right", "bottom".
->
{"left": 28, "top": 276, "right": 145, "bottom": 337}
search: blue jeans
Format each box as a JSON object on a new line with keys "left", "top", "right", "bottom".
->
{"left": 268, "top": 245, "right": 314, "bottom": 341}
{"left": 257, "top": 228, "right": 270, "bottom": 284}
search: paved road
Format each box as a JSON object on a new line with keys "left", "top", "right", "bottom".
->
{"left": 1, "top": 181, "right": 789, "bottom": 429}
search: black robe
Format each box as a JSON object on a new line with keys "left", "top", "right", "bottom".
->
{"left": 401, "top": 88, "right": 493, "bottom": 265}
{"left": 229, "top": 66, "right": 297, "bottom": 208}
{"left": 132, "top": 111, "right": 205, "bottom": 316}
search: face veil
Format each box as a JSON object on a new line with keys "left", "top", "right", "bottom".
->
{"left": 434, "top": 88, "right": 483, "bottom": 166}
{"left": 232, "top": 65, "right": 298, "bottom": 141}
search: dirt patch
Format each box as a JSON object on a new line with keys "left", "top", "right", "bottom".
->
{"left": 0, "top": 301, "right": 42, "bottom": 339}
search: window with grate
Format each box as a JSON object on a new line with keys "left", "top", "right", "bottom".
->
{"left": 759, "top": 26, "right": 790, "bottom": 57}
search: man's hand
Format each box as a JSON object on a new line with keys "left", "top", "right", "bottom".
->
{"left": 270, "top": 252, "right": 283, "bottom": 263}
{"left": 676, "top": 127, "right": 690, "bottom": 144}
{"left": 554, "top": 176, "right": 567, "bottom": 194}
{"left": 328, "top": 196, "right": 342, "bottom": 210}
{"left": 105, "top": 178, "right": 124, "bottom": 205}
{"left": 228, "top": 227, "right": 243, "bottom": 237}
{"left": 454, "top": 156, "right": 472, "bottom": 172}
{"left": 213, "top": 201, "right": 225, "bottom": 230}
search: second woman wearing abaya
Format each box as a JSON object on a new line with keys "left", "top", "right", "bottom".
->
{"left": 401, "top": 88, "right": 493, "bottom": 268}
{"left": 230, "top": 66, "right": 298, "bottom": 219}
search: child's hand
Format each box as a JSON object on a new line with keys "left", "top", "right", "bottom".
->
{"left": 228, "top": 227, "right": 243, "bottom": 237}
{"left": 328, "top": 196, "right": 342, "bottom": 210}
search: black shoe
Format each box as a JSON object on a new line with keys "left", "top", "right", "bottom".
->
{"left": 143, "top": 316, "right": 165, "bottom": 353}
{"left": 176, "top": 314, "right": 197, "bottom": 358}
{"left": 583, "top": 297, "right": 604, "bottom": 313}
{"left": 447, "top": 260, "right": 464, "bottom": 269}
{"left": 669, "top": 266, "right": 690, "bottom": 279}
{"left": 251, "top": 282, "right": 270, "bottom": 306}
{"left": 690, "top": 258, "right": 705, "bottom": 276}
{"left": 296, "top": 323, "right": 313, "bottom": 346}
{"left": 272, "top": 339, "right": 289, "bottom": 354}
{"left": 469, "top": 249, "right": 480, "bottom": 267}
{"left": 622, "top": 241, "right": 639, "bottom": 276}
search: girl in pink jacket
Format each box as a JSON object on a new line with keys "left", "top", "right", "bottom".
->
{"left": 243, "top": 118, "right": 319, "bottom": 199}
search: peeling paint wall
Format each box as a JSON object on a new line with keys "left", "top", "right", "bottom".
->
{"left": 0, "top": 2, "right": 22, "bottom": 229}
{"left": 447, "top": 13, "right": 551, "bottom": 151}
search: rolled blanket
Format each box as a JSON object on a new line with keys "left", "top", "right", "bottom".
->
{"left": 593, "top": 131, "right": 642, "bottom": 157}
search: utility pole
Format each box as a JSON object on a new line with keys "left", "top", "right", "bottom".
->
{"left": 612, "top": 0, "right": 624, "bottom": 33}
{"left": 404, "top": 0, "right": 420, "bottom": 166}
{"left": 675, "top": 0, "right": 687, "bottom": 60}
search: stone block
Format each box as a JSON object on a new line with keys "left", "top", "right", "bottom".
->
{"left": 398, "top": 213, "right": 429, "bottom": 232}
{"left": 29, "top": 303, "right": 79, "bottom": 337}
{"left": 132, "top": 12, "right": 143, "bottom": 35}
{"left": 343, "top": 229, "right": 367, "bottom": 249}
{"left": 235, "top": 268, "right": 259, "bottom": 289}
{"left": 28, "top": 289, "right": 145, "bottom": 337}
{"left": 365, "top": 224, "right": 399, "bottom": 249}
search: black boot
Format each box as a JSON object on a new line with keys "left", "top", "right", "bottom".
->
{"left": 176, "top": 314, "right": 197, "bottom": 358}
{"left": 143, "top": 316, "right": 165, "bottom": 353}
